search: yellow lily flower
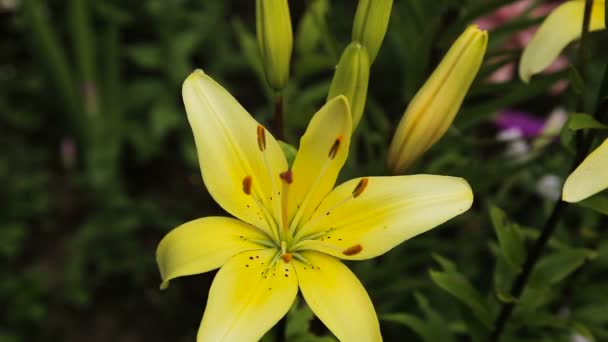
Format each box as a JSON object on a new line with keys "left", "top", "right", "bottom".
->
{"left": 519, "top": 0, "right": 606, "bottom": 83}
{"left": 562, "top": 138, "right": 608, "bottom": 202}
{"left": 157, "top": 70, "right": 474, "bottom": 341}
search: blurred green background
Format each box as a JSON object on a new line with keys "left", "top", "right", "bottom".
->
{"left": 2, "top": 0, "right": 608, "bottom": 341}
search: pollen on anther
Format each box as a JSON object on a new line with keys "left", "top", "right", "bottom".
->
{"left": 342, "top": 244, "right": 363, "bottom": 256}
{"left": 352, "top": 177, "right": 369, "bottom": 198}
{"left": 281, "top": 253, "right": 293, "bottom": 263}
{"left": 328, "top": 135, "right": 344, "bottom": 159}
{"left": 242, "top": 176, "right": 253, "bottom": 195}
{"left": 257, "top": 125, "right": 267, "bottom": 151}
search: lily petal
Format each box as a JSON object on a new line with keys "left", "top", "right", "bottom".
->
{"left": 294, "top": 251, "right": 381, "bottom": 342}
{"left": 563, "top": 138, "right": 608, "bottom": 202}
{"left": 287, "top": 96, "right": 352, "bottom": 232}
{"left": 295, "top": 175, "right": 473, "bottom": 260}
{"left": 156, "top": 217, "right": 268, "bottom": 289}
{"left": 199, "top": 249, "right": 298, "bottom": 341}
{"left": 519, "top": 0, "right": 606, "bottom": 83}
{"left": 183, "top": 70, "right": 288, "bottom": 237}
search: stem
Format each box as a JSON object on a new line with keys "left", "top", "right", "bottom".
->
{"left": 490, "top": 1, "right": 595, "bottom": 339}
{"left": 274, "top": 93, "right": 286, "bottom": 141}
{"left": 490, "top": 201, "right": 566, "bottom": 339}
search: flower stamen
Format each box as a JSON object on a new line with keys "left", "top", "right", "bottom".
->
{"left": 328, "top": 135, "right": 344, "bottom": 159}
{"left": 242, "top": 175, "right": 253, "bottom": 195}
{"left": 352, "top": 177, "right": 369, "bottom": 198}
{"left": 279, "top": 170, "right": 293, "bottom": 235}
{"left": 257, "top": 125, "right": 267, "bottom": 151}
{"left": 342, "top": 244, "right": 363, "bottom": 256}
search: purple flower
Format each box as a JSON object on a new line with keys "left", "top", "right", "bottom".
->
{"left": 494, "top": 110, "right": 545, "bottom": 138}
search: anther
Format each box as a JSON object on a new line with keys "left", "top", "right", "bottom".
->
{"left": 328, "top": 135, "right": 344, "bottom": 159}
{"left": 352, "top": 178, "right": 369, "bottom": 198}
{"left": 280, "top": 170, "right": 293, "bottom": 184}
{"left": 242, "top": 176, "right": 253, "bottom": 195}
{"left": 257, "top": 125, "right": 267, "bottom": 151}
{"left": 281, "top": 253, "right": 293, "bottom": 263}
{"left": 342, "top": 244, "right": 363, "bottom": 256}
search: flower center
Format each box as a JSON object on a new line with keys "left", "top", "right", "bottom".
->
{"left": 243, "top": 126, "right": 368, "bottom": 256}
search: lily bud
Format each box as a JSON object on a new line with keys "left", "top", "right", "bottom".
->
{"left": 519, "top": 0, "right": 605, "bottom": 83}
{"left": 351, "top": 0, "right": 393, "bottom": 63}
{"left": 256, "top": 0, "right": 293, "bottom": 91}
{"left": 327, "top": 42, "right": 370, "bottom": 131}
{"left": 387, "top": 25, "right": 488, "bottom": 174}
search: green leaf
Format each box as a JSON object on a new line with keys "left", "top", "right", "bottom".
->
{"left": 380, "top": 294, "right": 454, "bottom": 342}
{"left": 529, "top": 248, "right": 591, "bottom": 287}
{"left": 577, "top": 191, "right": 608, "bottom": 215}
{"left": 431, "top": 253, "right": 458, "bottom": 273}
{"left": 413, "top": 293, "right": 455, "bottom": 342}
{"left": 126, "top": 44, "right": 161, "bottom": 69}
{"left": 489, "top": 205, "right": 526, "bottom": 271}
{"left": 381, "top": 313, "right": 432, "bottom": 341}
{"left": 569, "top": 65, "right": 585, "bottom": 95}
{"left": 429, "top": 270, "right": 493, "bottom": 329}
{"left": 495, "top": 288, "right": 516, "bottom": 303}
{"left": 567, "top": 113, "right": 608, "bottom": 131}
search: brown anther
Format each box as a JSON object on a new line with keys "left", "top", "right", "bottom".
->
{"left": 281, "top": 253, "right": 293, "bottom": 263}
{"left": 279, "top": 170, "right": 293, "bottom": 184}
{"left": 242, "top": 176, "right": 253, "bottom": 195}
{"left": 328, "top": 135, "right": 344, "bottom": 159}
{"left": 352, "top": 178, "right": 369, "bottom": 198}
{"left": 342, "top": 244, "right": 363, "bottom": 256}
{"left": 257, "top": 125, "right": 267, "bottom": 151}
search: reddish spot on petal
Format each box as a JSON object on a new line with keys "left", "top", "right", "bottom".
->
{"left": 342, "top": 244, "right": 363, "bottom": 256}
{"left": 352, "top": 178, "right": 369, "bottom": 198}
{"left": 242, "top": 176, "right": 253, "bottom": 195}
{"left": 328, "top": 135, "right": 344, "bottom": 159}
{"left": 257, "top": 125, "right": 267, "bottom": 151}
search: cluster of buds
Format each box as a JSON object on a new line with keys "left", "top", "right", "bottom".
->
{"left": 327, "top": 0, "right": 393, "bottom": 131}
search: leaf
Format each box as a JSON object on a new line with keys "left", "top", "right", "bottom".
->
{"left": 569, "top": 65, "right": 585, "bottom": 95}
{"left": 567, "top": 113, "right": 608, "bottom": 131}
{"left": 429, "top": 270, "right": 493, "bottom": 329}
{"left": 381, "top": 313, "right": 432, "bottom": 341}
{"left": 380, "top": 293, "right": 454, "bottom": 342}
{"left": 431, "top": 253, "right": 458, "bottom": 273}
{"left": 529, "top": 248, "right": 592, "bottom": 287}
{"left": 126, "top": 44, "right": 161, "bottom": 69}
{"left": 489, "top": 205, "right": 526, "bottom": 271}
{"left": 413, "top": 293, "right": 455, "bottom": 342}
{"left": 577, "top": 191, "right": 608, "bottom": 215}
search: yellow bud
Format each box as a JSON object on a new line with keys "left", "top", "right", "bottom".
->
{"left": 352, "top": 0, "right": 393, "bottom": 63}
{"left": 387, "top": 25, "right": 488, "bottom": 174}
{"left": 327, "top": 42, "right": 370, "bottom": 131}
{"left": 256, "top": 0, "right": 293, "bottom": 91}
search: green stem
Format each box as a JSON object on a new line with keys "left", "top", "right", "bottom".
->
{"left": 490, "top": 1, "right": 595, "bottom": 339}
{"left": 274, "top": 93, "right": 286, "bottom": 141}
